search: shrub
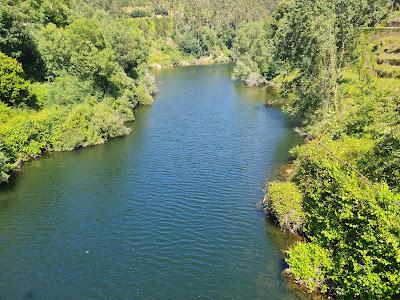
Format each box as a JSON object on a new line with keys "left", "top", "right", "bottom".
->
{"left": 0, "top": 141, "right": 13, "bottom": 183}
{"left": 51, "top": 100, "right": 131, "bottom": 151}
{"left": 29, "top": 82, "right": 50, "bottom": 108}
{"left": 133, "top": 85, "right": 153, "bottom": 106}
{"left": 46, "top": 75, "right": 93, "bottom": 107}
{"left": 0, "top": 102, "right": 15, "bottom": 124}
{"left": 0, "top": 52, "right": 33, "bottom": 107}
{"left": 0, "top": 108, "right": 59, "bottom": 161}
{"left": 292, "top": 139, "right": 400, "bottom": 298}
{"left": 265, "top": 181, "right": 305, "bottom": 232}
{"left": 286, "top": 242, "right": 333, "bottom": 293}
{"left": 154, "top": 5, "right": 168, "bottom": 16}
{"left": 360, "top": 128, "right": 400, "bottom": 191}
{"left": 130, "top": 9, "right": 150, "bottom": 18}
{"left": 178, "top": 32, "right": 202, "bottom": 57}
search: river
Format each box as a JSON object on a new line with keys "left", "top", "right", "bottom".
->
{"left": 0, "top": 64, "right": 304, "bottom": 299}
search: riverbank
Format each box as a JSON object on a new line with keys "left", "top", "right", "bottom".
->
{"left": 149, "top": 53, "right": 231, "bottom": 70}
{"left": 0, "top": 1, "right": 238, "bottom": 187}
{"left": 0, "top": 56, "right": 235, "bottom": 187}
{"left": 262, "top": 26, "right": 400, "bottom": 298}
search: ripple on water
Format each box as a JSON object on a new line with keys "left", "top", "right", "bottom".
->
{"left": 0, "top": 65, "right": 304, "bottom": 300}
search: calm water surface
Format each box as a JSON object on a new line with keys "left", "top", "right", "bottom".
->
{"left": 0, "top": 65, "right": 304, "bottom": 299}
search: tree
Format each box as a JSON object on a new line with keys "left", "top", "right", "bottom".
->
{"left": 0, "top": 52, "right": 33, "bottom": 107}
{"left": 272, "top": 0, "right": 337, "bottom": 120}
{"left": 0, "top": 2, "right": 45, "bottom": 79}
{"left": 102, "top": 19, "right": 149, "bottom": 77}
{"left": 232, "top": 21, "right": 275, "bottom": 85}
{"left": 36, "top": 17, "right": 142, "bottom": 96}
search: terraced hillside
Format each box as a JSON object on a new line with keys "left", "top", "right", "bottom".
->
{"left": 372, "top": 31, "right": 400, "bottom": 78}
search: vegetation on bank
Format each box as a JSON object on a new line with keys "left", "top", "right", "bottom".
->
{"left": 0, "top": 0, "right": 276, "bottom": 184}
{"left": 1, "top": 0, "right": 399, "bottom": 298}
{"left": 243, "top": 0, "right": 400, "bottom": 298}
{"left": 264, "top": 181, "right": 304, "bottom": 233}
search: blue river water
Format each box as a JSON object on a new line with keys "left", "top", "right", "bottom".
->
{"left": 0, "top": 64, "right": 304, "bottom": 299}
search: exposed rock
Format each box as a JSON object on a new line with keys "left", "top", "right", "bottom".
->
{"left": 195, "top": 56, "right": 214, "bottom": 65}
{"left": 149, "top": 63, "right": 162, "bottom": 70}
{"left": 180, "top": 61, "right": 190, "bottom": 66}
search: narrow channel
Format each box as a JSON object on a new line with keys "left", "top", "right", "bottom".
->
{"left": 0, "top": 64, "right": 304, "bottom": 299}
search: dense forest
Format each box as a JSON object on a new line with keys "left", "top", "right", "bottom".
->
{"left": 1, "top": 0, "right": 399, "bottom": 299}
{"left": 0, "top": 0, "right": 274, "bottom": 183}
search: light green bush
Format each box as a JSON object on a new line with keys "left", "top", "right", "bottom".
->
{"left": 265, "top": 181, "right": 304, "bottom": 232}
{"left": 51, "top": 100, "right": 131, "bottom": 151}
{"left": 292, "top": 139, "right": 400, "bottom": 298}
{"left": 286, "top": 242, "right": 333, "bottom": 293}
{"left": 46, "top": 75, "right": 93, "bottom": 107}
{"left": 0, "top": 52, "right": 33, "bottom": 107}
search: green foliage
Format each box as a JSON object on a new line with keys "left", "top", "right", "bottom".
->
{"left": 36, "top": 17, "right": 148, "bottom": 97}
{"left": 0, "top": 3, "right": 30, "bottom": 59}
{"left": 272, "top": 0, "right": 337, "bottom": 120}
{"left": 277, "top": 22, "right": 400, "bottom": 298}
{"left": 265, "top": 181, "right": 304, "bottom": 232}
{"left": 51, "top": 100, "right": 131, "bottom": 151}
{"left": 133, "top": 85, "right": 153, "bottom": 106}
{"left": 0, "top": 2, "right": 162, "bottom": 184}
{"left": 360, "top": 128, "right": 400, "bottom": 191}
{"left": 0, "top": 2, "right": 45, "bottom": 78}
{"left": 232, "top": 0, "right": 391, "bottom": 121}
{"left": 128, "top": 17, "right": 174, "bottom": 39}
{"left": 177, "top": 31, "right": 202, "bottom": 57}
{"left": 286, "top": 242, "right": 333, "bottom": 293}
{"left": 154, "top": 0, "right": 275, "bottom": 49}
{"left": 232, "top": 21, "right": 275, "bottom": 86}
{"left": 0, "top": 140, "right": 13, "bottom": 183}
{"left": 0, "top": 52, "right": 33, "bottom": 107}
{"left": 102, "top": 19, "right": 148, "bottom": 76}
{"left": 19, "top": 0, "right": 72, "bottom": 26}
{"left": 0, "top": 108, "right": 59, "bottom": 160}
{"left": 29, "top": 82, "right": 50, "bottom": 107}
{"left": 290, "top": 139, "right": 400, "bottom": 298}
{"left": 177, "top": 27, "right": 219, "bottom": 58}
{"left": 46, "top": 75, "right": 93, "bottom": 107}
{"left": 148, "top": 40, "right": 185, "bottom": 66}
{"left": 130, "top": 8, "right": 151, "bottom": 18}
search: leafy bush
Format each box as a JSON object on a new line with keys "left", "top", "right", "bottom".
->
{"left": 133, "top": 85, "right": 153, "bottom": 106}
{"left": 286, "top": 242, "right": 333, "bottom": 293}
{"left": 102, "top": 20, "right": 148, "bottom": 76}
{"left": 177, "top": 27, "right": 219, "bottom": 58}
{"left": 36, "top": 17, "right": 149, "bottom": 97}
{"left": 178, "top": 31, "right": 202, "bottom": 57}
{"left": 0, "top": 108, "right": 59, "bottom": 161}
{"left": 232, "top": 21, "right": 275, "bottom": 86}
{"left": 130, "top": 9, "right": 150, "bottom": 18}
{"left": 360, "top": 128, "right": 400, "bottom": 191}
{"left": 51, "top": 100, "right": 131, "bottom": 151}
{"left": 0, "top": 52, "right": 33, "bottom": 107}
{"left": 46, "top": 75, "right": 93, "bottom": 107}
{"left": 0, "top": 3, "right": 45, "bottom": 78}
{"left": 265, "top": 181, "right": 304, "bottom": 232}
{"left": 29, "top": 82, "right": 50, "bottom": 107}
{"left": 36, "top": 0, "right": 71, "bottom": 26}
{"left": 0, "top": 141, "right": 13, "bottom": 183}
{"left": 291, "top": 139, "right": 400, "bottom": 298}
{"left": 154, "top": 5, "right": 168, "bottom": 16}
{"left": 148, "top": 40, "right": 186, "bottom": 66}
